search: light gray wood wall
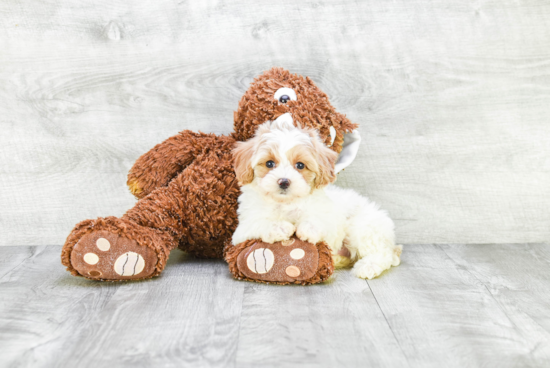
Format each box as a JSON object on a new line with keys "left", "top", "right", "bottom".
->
{"left": 1, "top": 0, "right": 549, "bottom": 246}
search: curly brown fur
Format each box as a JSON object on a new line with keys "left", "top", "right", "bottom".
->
{"left": 124, "top": 143, "right": 240, "bottom": 259}
{"left": 232, "top": 67, "right": 358, "bottom": 152}
{"left": 127, "top": 131, "right": 232, "bottom": 200}
{"left": 127, "top": 68, "right": 358, "bottom": 199}
{"left": 61, "top": 67, "right": 357, "bottom": 282}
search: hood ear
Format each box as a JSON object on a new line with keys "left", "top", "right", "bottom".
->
{"left": 335, "top": 130, "right": 361, "bottom": 173}
{"left": 233, "top": 139, "right": 256, "bottom": 186}
{"left": 310, "top": 132, "right": 338, "bottom": 188}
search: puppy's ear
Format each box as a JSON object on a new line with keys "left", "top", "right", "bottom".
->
{"left": 311, "top": 133, "right": 338, "bottom": 189}
{"left": 233, "top": 139, "right": 256, "bottom": 186}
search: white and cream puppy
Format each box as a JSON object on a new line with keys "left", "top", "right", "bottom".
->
{"left": 232, "top": 115, "right": 401, "bottom": 279}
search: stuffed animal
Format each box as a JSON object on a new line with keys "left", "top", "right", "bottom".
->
{"left": 61, "top": 67, "right": 361, "bottom": 282}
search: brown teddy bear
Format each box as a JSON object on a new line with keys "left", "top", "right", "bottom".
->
{"left": 61, "top": 67, "right": 360, "bottom": 283}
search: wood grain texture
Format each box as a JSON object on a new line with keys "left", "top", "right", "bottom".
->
{"left": 2, "top": 244, "right": 550, "bottom": 367}
{"left": 0, "top": 246, "right": 245, "bottom": 368}
{"left": 1, "top": 0, "right": 549, "bottom": 245}
{"left": 367, "top": 244, "right": 550, "bottom": 367}
{"left": 439, "top": 243, "right": 550, "bottom": 365}
{"left": 235, "top": 272, "right": 408, "bottom": 367}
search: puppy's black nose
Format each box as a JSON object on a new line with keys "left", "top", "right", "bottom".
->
{"left": 277, "top": 178, "right": 291, "bottom": 190}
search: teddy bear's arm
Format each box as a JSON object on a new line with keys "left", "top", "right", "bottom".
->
{"left": 127, "top": 130, "right": 220, "bottom": 199}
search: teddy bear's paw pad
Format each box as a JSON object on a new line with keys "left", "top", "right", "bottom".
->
{"left": 70, "top": 230, "right": 157, "bottom": 280}
{"left": 236, "top": 238, "right": 319, "bottom": 283}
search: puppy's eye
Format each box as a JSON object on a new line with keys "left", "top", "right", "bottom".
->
{"left": 295, "top": 162, "right": 305, "bottom": 170}
{"left": 266, "top": 160, "right": 276, "bottom": 168}
{"left": 274, "top": 88, "right": 297, "bottom": 104}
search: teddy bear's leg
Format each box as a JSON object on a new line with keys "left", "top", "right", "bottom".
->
{"left": 62, "top": 149, "right": 238, "bottom": 280}
{"left": 123, "top": 149, "right": 239, "bottom": 259}
{"left": 127, "top": 131, "right": 234, "bottom": 199}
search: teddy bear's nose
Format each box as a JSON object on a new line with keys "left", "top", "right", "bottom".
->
{"left": 277, "top": 178, "right": 291, "bottom": 190}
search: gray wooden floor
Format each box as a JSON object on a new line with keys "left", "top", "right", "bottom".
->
{"left": 1, "top": 244, "right": 549, "bottom": 367}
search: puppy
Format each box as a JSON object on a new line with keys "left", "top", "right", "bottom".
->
{"left": 232, "top": 115, "right": 402, "bottom": 279}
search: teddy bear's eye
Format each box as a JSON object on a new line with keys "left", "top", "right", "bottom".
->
{"left": 274, "top": 88, "right": 297, "bottom": 104}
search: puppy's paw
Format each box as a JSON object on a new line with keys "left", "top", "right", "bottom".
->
{"left": 332, "top": 254, "right": 353, "bottom": 269}
{"left": 261, "top": 221, "right": 296, "bottom": 244}
{"left": 296, "top": 222, "right": 323, "bottom": 244}
{"left": 392, "top": 245, "right": 403, "bottom": 267}
{"left": 352, "top": 256, "right": 391, "bottom": 280}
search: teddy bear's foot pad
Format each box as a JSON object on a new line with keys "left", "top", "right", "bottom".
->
{"left": 70, "top": 230, "right": 157, "bottom": 280}
{"left": 226, "top": 237, "right": 334, "bottom": 285}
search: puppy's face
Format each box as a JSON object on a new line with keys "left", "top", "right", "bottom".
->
{"left": 234, "top": 122, "right": 338, "bottom": 203}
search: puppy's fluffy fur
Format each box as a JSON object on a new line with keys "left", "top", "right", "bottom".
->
{"left": 232, "top": 114, "right": 402, "bottom": 279}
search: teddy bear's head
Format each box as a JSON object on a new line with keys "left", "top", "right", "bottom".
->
{"left": 232, "top": 67, "right": 361, "bottom": 173}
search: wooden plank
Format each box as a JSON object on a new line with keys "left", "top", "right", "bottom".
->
{"left": 3, "top": 245, "right": 550, "bottom": 367}
{"left": 235, "top": 270, "right": 409, "bottom": 367}
{"left": 0, "top": 246, "right": 245, "bottom": 368}
{"left": 440, "top": 243, "right": 550, "bottom": 364}
{"left": 0, "top": 246, "right": 37, "bottom": 280}
{"left": 1, "top": 0, "right": 550, "bottom": 246}
{"left": 366, "top": 244, "right": 550, "bottom": 367}
{"left": 0, "top": 246, "right": 120, "bottom": 366}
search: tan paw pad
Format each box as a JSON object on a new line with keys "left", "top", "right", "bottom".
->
{"left": 83, "top": 253, "right": 99, "bottom": 265}
{"left": 246, "top": 248, "right": 275, "bottom": 274}
{"left": 290, "top": 248, "right": 305, "bottom": 260}
{"left": 96, "top": 238, "right": 111, "bottom": 251}
{"left": 114, "top": 252, "right": 145, "bottom": 276}
{"left": 281, "top": 239, "right": 295, "bottom": 246}
{"left": 285, "top": 266, "right": 301, "bottom": 277}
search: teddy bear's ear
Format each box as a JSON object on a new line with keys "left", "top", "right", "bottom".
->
{"left": 338, "top": 112, "right": 359, "bottom": 134}
{"left": 233, "top": 140, "right": 256, "bottom": 186}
